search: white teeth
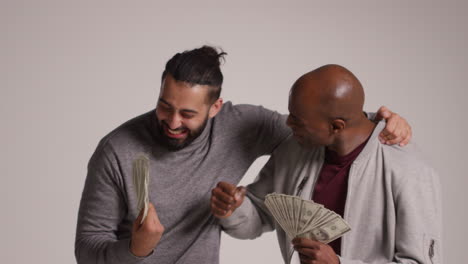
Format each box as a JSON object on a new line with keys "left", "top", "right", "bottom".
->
{"left": 167, "top": 128, "right": 184, "bottom": 135}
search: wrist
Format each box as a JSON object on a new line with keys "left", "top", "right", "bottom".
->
{"left": 129, "top": 241, "right": 154, "bottom": 257}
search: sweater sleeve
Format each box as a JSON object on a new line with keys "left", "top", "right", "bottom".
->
{"left": 339, "top": 166, "right": 443, "bottom": 264}
{"left": 75, "top": 142, "right": 149, "bottom": 264}
{"left": 254, "top": 107, "right": 290, "bottom": 155}
{"left": 231, "top": 104, "right": 291, "bottom": 156}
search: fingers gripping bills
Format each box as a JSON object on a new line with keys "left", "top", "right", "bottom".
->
{"left": 264, "top": 193, "right": 351, "bottom": 244}
{"left": 133, "top": 154, "right": 150, "bottom": 224}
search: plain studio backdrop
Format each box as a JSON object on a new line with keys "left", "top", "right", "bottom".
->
{"left": 1, "top": 0, "right": 467, "bottom": 263}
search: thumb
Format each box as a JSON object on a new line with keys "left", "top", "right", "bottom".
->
{"left": 144, "top": 202, "right": 163, "bottom": 226}
{"left": 234, "top": 186, "right": 246, "bottom": 207}
{"left": 133, "top": 206, "right": 145, "bottom": 231}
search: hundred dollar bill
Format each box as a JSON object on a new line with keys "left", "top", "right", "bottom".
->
{"left": 297, "top": 216, "right": 351, "bottom": 244}
{"left": 265, "top": 193, "right": 351, "bottom": 243}
{"left": 133, "top": 154, "right": 150, "bottom": 224}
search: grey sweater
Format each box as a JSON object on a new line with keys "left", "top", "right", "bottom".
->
{"left": 220, "top": 122, "right": 443, "bottom": 264}
{"left": 75, "top": 102, "right": 290, "bottom": 264}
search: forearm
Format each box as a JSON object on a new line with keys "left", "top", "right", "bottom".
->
{"left": 338, "top": 258, "right": 401, "bottom": 264}
{"left": 75, "top": 236, "right": 148, "bottom": 264}
{"left": 75, "top": 197, "right": 147, "bottom": 264}
{"left": 219, "top": 195, "right": 274, "bottom": 239}
{"left": 76, "top": 145, "right": 147, "bottom": 263}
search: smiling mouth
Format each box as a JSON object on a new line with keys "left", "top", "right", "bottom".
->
{"left": 164, "top": 126, "right": 188, "bottom": 139}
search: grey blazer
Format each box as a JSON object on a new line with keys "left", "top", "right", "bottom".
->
{"left": 220, "top": 122, "right": 442, "bottom": 264}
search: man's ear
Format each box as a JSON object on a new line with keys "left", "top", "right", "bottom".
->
{"left": 331, "top": 119, "right": 346, "bottom": 134}
{"left": 208, "top": 98, "right": 223, "bottom": 118}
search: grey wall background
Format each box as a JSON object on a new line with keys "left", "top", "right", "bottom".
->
{"left": 2, "top": 0, "right": 467, "bottom": 263}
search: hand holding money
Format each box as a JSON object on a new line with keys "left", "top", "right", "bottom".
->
{"left": 130, "top": 155, "right": 163, "bottom": 257}
{"left": 292, "top": 238, "right": 340, "bottom": 264}
{"left": 210, "top": 182, "right": 246, "bottom": 219}
{"left": 130, "top": 202, "right": 165, "bottom": 257}
{"left": 264, "top": 193, "right": 350, "bottom": 243}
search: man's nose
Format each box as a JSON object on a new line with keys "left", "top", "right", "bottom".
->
{"left": 167, "top": 113, "right": 182, "bottom": 129}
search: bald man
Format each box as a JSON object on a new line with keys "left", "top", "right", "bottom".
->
{"left": 211, "top": 65, "right": 442, "bottom": 264}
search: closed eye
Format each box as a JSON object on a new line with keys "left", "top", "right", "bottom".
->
{"left": 158, "top": 103, "right": 172, "bottom": 113}
{"left": 181, "top": 112, "right": 195, "bottom": 119}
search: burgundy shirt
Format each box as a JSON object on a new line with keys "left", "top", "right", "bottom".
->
{"left": 312, "top": 139, "right": 369, "bottom": 255}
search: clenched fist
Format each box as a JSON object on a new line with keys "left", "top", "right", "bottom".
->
{"left": 130, "top": 202, "right": 165, "bottom": 257}
{"left": 210, "top": 182, "right": 246, "bottom": 219}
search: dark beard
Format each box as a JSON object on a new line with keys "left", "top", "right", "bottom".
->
{"left": 157, "top": 118, "right": 209, "bottom": 151}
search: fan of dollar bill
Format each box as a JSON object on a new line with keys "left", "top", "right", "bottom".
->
{"left": 133, "top": 154, "right": 150, "bottom": 224}
{"left": 264, "top": 193, "right": 351, "bottom": 243}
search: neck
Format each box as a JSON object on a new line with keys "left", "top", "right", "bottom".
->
{"left": 327, "top": 118, "right": 376, "bottom": 156}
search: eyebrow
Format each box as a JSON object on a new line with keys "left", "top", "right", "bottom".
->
{"left": 158, "top": 98, "right": 199, "bottom": 114}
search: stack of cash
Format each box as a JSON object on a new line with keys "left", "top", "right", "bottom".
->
{"left": 132, "top": 154, "right": 150, "bottom": 224}
{"left": 264, "top": 193, "right": 351, "bottom": 243}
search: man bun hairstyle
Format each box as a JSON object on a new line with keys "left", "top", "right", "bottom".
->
{"left": 162, "top": 45, "right": 227, "bottom": 104}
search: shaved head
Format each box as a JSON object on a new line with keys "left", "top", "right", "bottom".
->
{"left": 291, "top": 64, "right": 365, "bottom": 123}
{"left": 287, "top": 64, "right": 373, "bottom": 151}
